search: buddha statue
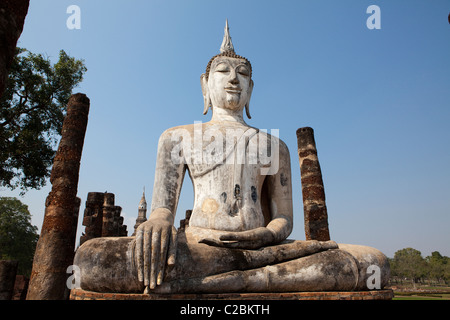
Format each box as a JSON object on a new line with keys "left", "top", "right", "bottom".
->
{"left": 73, "top": 21, "right": 390, "bottom": 294}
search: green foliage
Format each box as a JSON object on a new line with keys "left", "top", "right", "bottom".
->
{"left": 0, "top": 197, "right": 39, "bottom": 276}
{"left": 391, "top": 247, "right": 450, "bottom": 285}
{"left": 426, "top": 251, "right": 450, "bottom": 283}
{"left": 391, "top": 248, "right": 426, "bottom": 283}
{"left": 0, "top": 47, "right": 87, "bottom": 194}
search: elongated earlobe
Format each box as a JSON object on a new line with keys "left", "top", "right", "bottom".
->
{"left": 200, "top": 73, "right": 211, "bottom": 115}
{"left": 203, "top": 96, "right": 212, "bottom": 116}
{"left": 245, "top": 80, "right": 254, "bottom": 119}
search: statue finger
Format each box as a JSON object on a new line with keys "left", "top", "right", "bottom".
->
{"left": 166, "top": 226, "right": 177, "bottom": 270}
{"left": 143, "top": 228, "right": 152, "bottom": 287}
{"left": 157, "top": 227, "right": 170, "bottom": 286}
{"left": 135, "top": 229, "right": 144, "bottom": 282}
{"left": 150, "top": 230, "right": 161, "bottom": 289}
{"left": 199, "top": 238, "right": 227, "bottom": 247}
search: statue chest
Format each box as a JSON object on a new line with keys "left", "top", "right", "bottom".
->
{"left": 187, "top": 164, "right": 265, "bottom": 231}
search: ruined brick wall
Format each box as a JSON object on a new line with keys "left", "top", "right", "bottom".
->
{"left": 80, "top": 192, "right": 128, "bottom": 246}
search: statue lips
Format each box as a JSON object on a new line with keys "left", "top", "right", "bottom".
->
{"left": 224, "top": 86, "right": 242, "bottom": 94}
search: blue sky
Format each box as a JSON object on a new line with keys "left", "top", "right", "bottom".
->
{"left": 2, "top": 0, "right": 450, "bottom": 258}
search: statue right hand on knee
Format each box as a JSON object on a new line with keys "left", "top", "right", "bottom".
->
{"left": 135, "top": 208, "right": 177, "bottom": 292}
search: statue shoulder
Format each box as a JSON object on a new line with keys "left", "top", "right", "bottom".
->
{"left": 158, "top": 124, "right": 195, "bottom": 141}
{"left": 257, "top": 130, "right": 291, "bottom": 156}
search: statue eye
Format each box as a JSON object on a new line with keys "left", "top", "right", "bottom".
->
{"left": 214, "top": 63, "right": 229, "bottom": 73}
{"left": 237, "top": 66, "right": 249, "bottom": 76}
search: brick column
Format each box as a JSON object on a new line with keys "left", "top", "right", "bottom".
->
{"left": 27, "top": 93, "right": 90, "bottom": 300}
{"left": 101, "top": 193, "right": 115, "bottom": 237}
{"left": 296, "top": 127, "right": 330, "bottom": 241}
{"left": 80, "top": 192, "right": 105, "bottom": 245}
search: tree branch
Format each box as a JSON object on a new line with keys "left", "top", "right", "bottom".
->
{"left": 0, "top": 103, "right": 45, "bottom": 128}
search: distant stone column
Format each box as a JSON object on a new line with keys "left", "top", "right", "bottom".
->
{"left": 27, "top": 93, "right": 90, "bottom": 300}
{"left": 118, "top": 216, "right": 128, "bottom": 236}
{"left": 296, "top": 127, "right": 330, "bottom": 241}
{"left": 112, "top": 206, "right": 121, "bottom": 235}
{"left": 0, "top": 260, "right": 18, "bottom": 300}
{"left": 80, "top": 192, "right": 105, "bottom": 245}
{"left": 101, "top": 193, "right": 115, "bottom": 237}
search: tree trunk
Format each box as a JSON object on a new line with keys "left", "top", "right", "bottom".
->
{"left": 0, "top": 0, "right": 30, "bottom": 97}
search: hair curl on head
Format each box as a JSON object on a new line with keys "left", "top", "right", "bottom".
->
{"left": 205, "top": 51, "right": 252, "bottom": 81}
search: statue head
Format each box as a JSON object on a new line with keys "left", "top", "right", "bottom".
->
{"left": 201, "top": 20, "right": 254, "bottom": 119}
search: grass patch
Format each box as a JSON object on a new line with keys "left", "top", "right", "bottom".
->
{"left": 393, "top": 295, "right": 448, "bottom": 300}
{"left": 393, "top": 291, "right": 450, "bottom": 300}
{"left": 390, "top": 284, "right": 450, "bottom": 300}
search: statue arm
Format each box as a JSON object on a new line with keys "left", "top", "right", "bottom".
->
{"left": 264, "top": 140, "right": 294, "bottom": 243}
{"left": 135, "top": 129, "right": 186, "bottom": 291}
{"left": 149, "top": 128, "right": 187, "bottom": 215}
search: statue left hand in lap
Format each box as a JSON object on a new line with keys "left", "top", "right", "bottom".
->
{"left": 199, "top": 227, "right": 275, "bottom": 249}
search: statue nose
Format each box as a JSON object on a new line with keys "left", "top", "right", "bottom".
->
{"left": 229, "top": 69, "right": 239, "bottom": 84}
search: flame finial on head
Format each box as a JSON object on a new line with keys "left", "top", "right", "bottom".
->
{"left": 220, "top": 19, "right": 235, "bottom": 53}
{"left": 205, "top": 19, "right": 251, "bottom": 81}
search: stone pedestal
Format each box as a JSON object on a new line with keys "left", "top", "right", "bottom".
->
{"left": 70, "top": 288, "right": 393, "bottom": 300}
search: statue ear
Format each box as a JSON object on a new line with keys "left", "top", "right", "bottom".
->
{"left": 200, "top": 74, "right": 211, "bottom": 115}
{"left": 245, "top": 80, "right": 254, "bottom": 119}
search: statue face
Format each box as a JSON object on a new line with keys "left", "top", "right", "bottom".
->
{"left": 206, "top": 56, "right": 253, "bottom": 112}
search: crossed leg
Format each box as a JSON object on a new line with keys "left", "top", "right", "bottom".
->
{"left": 74, "top": 231, "right": 389, "bottom": 294}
